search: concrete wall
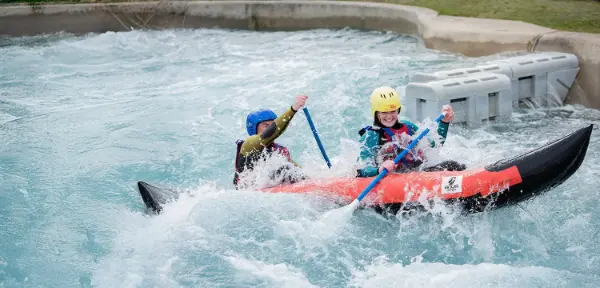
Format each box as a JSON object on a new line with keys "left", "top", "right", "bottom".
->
{"left": 1, "top": 0, "right": 599, "bottom": 109}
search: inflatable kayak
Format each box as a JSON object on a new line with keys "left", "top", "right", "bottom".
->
{"left": 137, "top": 124, "right": 593, "bottom": 215}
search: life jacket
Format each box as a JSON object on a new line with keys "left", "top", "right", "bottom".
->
{"left": 358, "top": 123, "right": 423, "bottom": 167}
{"left": 233, "top": 139, "right": 292, "bottom": 186}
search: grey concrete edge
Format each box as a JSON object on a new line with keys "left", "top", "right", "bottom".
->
{"left": 1, "top": 0, "right": 599, "bottom": 109}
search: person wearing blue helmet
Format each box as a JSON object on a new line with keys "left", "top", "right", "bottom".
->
{"left": 234, "top": 95, "right": 308, "bottom": 188}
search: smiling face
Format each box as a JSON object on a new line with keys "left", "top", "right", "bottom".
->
{"left": 377, "top": 110, "right": 399, "bottom": 127}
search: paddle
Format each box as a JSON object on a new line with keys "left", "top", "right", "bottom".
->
{"left": 303, "top": 107, "right": 332, "bottom": 168}
{"left": 346, "top": 112, "right": 447, "bottom": 210}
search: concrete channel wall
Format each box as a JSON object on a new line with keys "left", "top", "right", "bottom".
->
{"left": 1, "top": 1, "right": 599, "bottom": 109}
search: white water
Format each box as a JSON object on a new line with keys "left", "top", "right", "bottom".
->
{"left": 1, "top": 28, "right": 599, "bottom": 287}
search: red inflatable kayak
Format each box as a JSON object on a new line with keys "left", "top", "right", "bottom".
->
{"left": 261, "top": 165, "right": 522, "bottom": 207}
{"left": 137, "top": 124, "right": 593, "bottom": 215}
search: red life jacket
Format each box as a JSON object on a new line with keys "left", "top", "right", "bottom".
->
{"left": 359, "top": 123, "right": 424, "bottom": 167}
{"left": 233, "top": 140, "right": 292, "bottom": 186}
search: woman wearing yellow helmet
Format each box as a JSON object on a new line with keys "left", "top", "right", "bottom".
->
{"left": 356, "top": 86, "right": 464, "bottom": 177}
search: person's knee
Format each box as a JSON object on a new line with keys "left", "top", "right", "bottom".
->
{"left": 445, "top": 160, "right": 466, "bottom": 171}
{"left": 438, "top": 160, "right": 466, "bottom": 171}
{"left": 271, "top": 165, "right": 306, "bottom": 184}
{"left": 422, "top": 160, "right": 466, "bottom": 172}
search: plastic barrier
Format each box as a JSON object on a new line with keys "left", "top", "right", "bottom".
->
{"left": 409, "top": 52, "right": 579, "bottom": 108}
{"left": 403, "top": 73, "right": 512, "bottom": 127}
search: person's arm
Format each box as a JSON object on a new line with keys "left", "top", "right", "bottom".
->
{"left": 356, "top": 130, "right": 380, "bottom": 177}
{"left": 436, "top": 121, "right": 450, "bottom": 146}
{"left": 402, "top": 120, "right": 449, "bottom": 148}
{"left": 435, "top": 104, "right": 453, "bottom": 146}
{"left": 240, "top": 107, "right": 297, "bottom": 156}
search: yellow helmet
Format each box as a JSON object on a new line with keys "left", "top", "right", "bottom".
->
{"left": 370, "top": 86, "right": 401, "bottom": 117}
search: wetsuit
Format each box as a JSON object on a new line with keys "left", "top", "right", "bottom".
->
{"left": 234, "top": 106, "right": 305, "bottom": 188}
{"left": 356, "top": 119, "right": 465, "bottom": 177}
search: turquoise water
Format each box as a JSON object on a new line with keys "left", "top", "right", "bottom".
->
{"left": 1, "top": 28, "right": 600, "bottom": 287}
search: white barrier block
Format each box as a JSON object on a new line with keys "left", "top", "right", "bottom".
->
{"left": 496, "top": 52, "right": 579, "bottom": 106}
{"left": 499, "top": 52, "right": 578, "bottom": 78}
{"left": 408, "top": 52, "right": 580, "bottom": 108}
{"left": 411, "top": 63, "right": 513, "bottom": 83}
{"left": 403, "top": 73, "right": 512, "bottom": 127}
{"left": 546, "top": 68, "right": 580, "bottom": 106}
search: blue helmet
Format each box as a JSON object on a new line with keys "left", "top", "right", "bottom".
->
{"left": 246, "top": 109, "right": 277, "bottom": 135}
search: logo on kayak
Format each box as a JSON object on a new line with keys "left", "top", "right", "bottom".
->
{"left": 441, "top": 176, "right": 463, "bottom": 194}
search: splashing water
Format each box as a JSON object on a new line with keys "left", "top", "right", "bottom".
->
{"left": 1, "top": 28, "right": 600, "bottom": 288}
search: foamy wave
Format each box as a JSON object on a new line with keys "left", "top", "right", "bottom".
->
{"left": 226, "top": 256, "right": 318, "bottom": 288}
{"left": 349, "top": 256, "right": 600, "bottom": 288}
